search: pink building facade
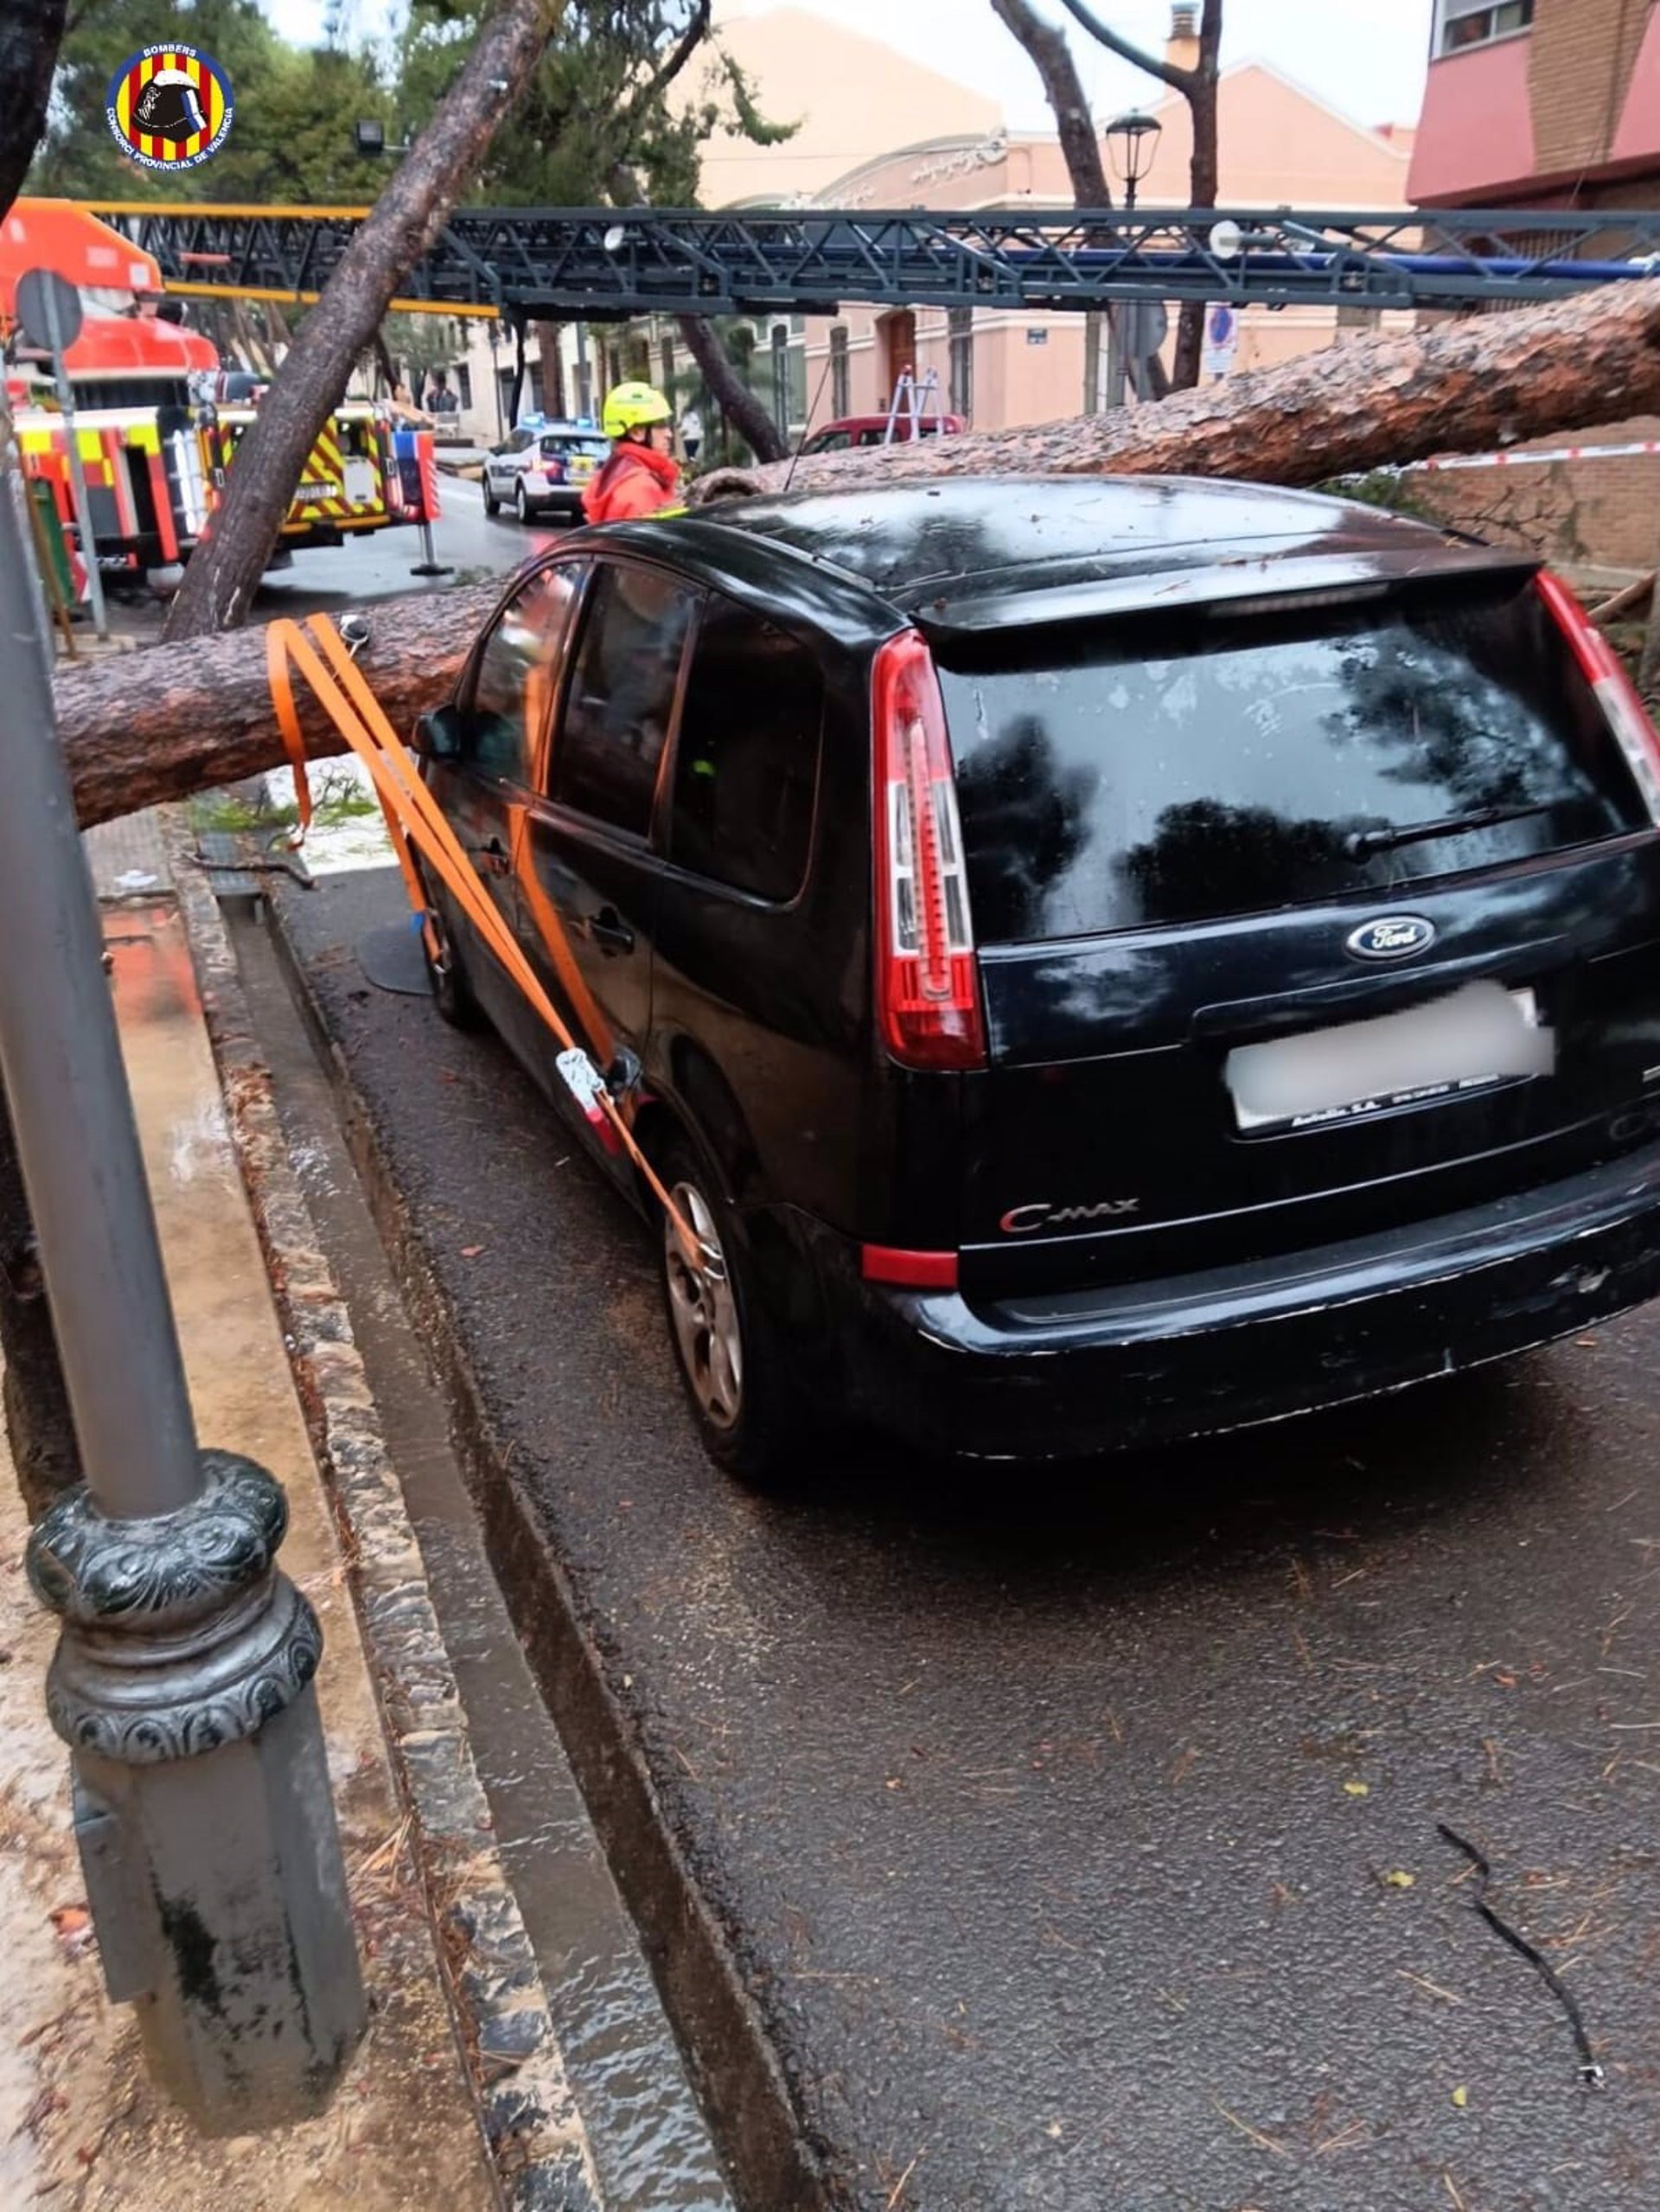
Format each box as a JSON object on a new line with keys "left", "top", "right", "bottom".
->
{"left": 801, "top": 67, "right": 1414, "bottom": 438}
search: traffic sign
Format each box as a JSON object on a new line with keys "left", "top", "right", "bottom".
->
{"left": 15, "top": 268, "right": 83, "bottom": 355}
{"left": 1203, "top": 302, "right": 1239, "bottom": 378}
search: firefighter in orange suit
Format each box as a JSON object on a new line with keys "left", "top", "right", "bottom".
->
{"left": 582, "top": 382, "right": 681, "bottom": 522}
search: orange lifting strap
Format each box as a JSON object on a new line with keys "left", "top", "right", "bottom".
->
{"left": 265, "top": 614, "right": 701, "bottom": 1265}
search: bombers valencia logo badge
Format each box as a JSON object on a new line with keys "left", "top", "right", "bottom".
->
{"left": 105, "top": 45, "right": 233, "bottom": 172}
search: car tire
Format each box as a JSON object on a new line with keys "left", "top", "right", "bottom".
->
{"left": 423, "top": 898, "right": 484, "bottom": 1031}
{"left": 656, "top": 1135, "right": 799, "bottom": 1488}
{"left": 482, "top": 478, "right": 500, "bottom": 516}
{"left": 514, "top": 478, "right": 532, "bottom": 524}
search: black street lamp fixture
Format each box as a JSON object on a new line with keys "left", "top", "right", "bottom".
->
{"left": 1103, "top": 109, "right": 1163, "bottom": 210}
{"left": 354, "top": 117, "right": 412, "bottom": 157}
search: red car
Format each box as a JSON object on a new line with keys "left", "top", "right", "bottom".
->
{"left": 800, "top": 412, "right": 966, "bottom": 455}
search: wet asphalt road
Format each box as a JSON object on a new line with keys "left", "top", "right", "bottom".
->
{"left": 276, "top": 863, "right": 1660, "bottom": 2212}
{"left": 105, "top": 471, "right": 554, "bottom": 641}
{"left": 247, "top": 472, "right": 564, "bottom": 616}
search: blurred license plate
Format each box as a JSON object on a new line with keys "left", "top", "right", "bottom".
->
{"left": 571, "top": 456, "right": 595, "bottom": 478}
{"left": 1224, "top": 981, "right": 1553, "bottom": 1133}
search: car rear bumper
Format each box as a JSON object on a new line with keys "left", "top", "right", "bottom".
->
{"left": 788, "top": 1143, "right": 1660, "bottom": 1458}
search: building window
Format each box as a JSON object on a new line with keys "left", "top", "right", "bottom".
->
{"left": 830, "top": 325, "right": 850, "bottom": 418}
{"left": 1435, "top": 0, "right": 1533, "bottom": 55}
{"left": 948, "top": 308, "right": 974, "bottom": 421}
{"left": 454, "top": 361, "right": 472, "bottom": 411}
{"left": 527, "top": 360, "right": 546, "bottom": 416}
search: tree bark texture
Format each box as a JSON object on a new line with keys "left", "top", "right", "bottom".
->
{"left": 675, "top": 316, "right": 788, "bottom": 463}
{"left": 694, "top": 278, "right": 1660, "bottom": 504}
{"left": 533, "top": 320, "right": 567, "bottom": 418}
{"left": 49, "top": 278, "right": 1660, "bottom": 823}
{"left": 163, "top": 0, "right": 561, "bottom": 643}
{"left": 987, "top": 0, "right": 1170, "bottom": 406}
{"left": 1171, "top": 0, "right": 1224, "bottom": 393}
{"left": 1049, "top": 0, "right": 1225, "bottom": 392}
{"left": 0, "top": 3, "right": 67, "bottom": 221}
{"left": 991, "top": 0, "right": 1114, "bottom": 208}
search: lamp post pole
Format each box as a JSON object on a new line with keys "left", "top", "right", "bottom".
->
{"left": 0, "top": 460, "right": 366, "bottom": 2132}
{"left": 1101, "top": 109, "right": 1164, "bottom": 411}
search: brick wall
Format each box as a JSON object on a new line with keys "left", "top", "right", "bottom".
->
{"left": 1408, "top": 414, "right": 1660, "bottom": 573}
{"left": 1530, "top": 0, "right": 1654, "bottom": 176}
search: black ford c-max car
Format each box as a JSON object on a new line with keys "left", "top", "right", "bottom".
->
{"left": 413, "top": 476, "right": 1660, "bottom": 1481}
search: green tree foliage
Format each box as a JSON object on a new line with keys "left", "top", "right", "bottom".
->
{"left": 28, "top": 0, "right": 388, "bottom": 202}
{"left": 398, "top": 0, "right": 793, "bottom": 209}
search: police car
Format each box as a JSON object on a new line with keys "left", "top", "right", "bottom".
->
{"left": 482, "top": 417, "right": 610, "bottom": 523}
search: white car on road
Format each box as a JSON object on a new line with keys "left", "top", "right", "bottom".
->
{"left": 482, "top": 419, "right": 610, "bottom": 523}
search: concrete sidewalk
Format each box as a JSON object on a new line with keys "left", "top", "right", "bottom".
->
{"left": 0, "top": 891, "right": 497, "bottom": 2210}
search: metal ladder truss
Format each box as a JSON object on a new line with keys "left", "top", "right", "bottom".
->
{"left": 87, "top": 201, "right": 1660, "bottom": 323}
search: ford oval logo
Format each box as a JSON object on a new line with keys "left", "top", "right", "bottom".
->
{"left": 1346, "top": 915, "right": 1437, "bottom": 962}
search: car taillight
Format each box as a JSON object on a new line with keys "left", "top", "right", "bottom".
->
{"left": 861, "top": 1244, "right": 958, "bottom": 1289}
{"left": 1536, "top": 571, "right": 1660, "bottom": 822}
{"left": 871, "top": 630, "right": 986, "bottom": 1070}
{"left": 541, "top": 458, "right": 567, "bottom": 483}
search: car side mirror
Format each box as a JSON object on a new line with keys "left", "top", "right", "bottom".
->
{"left": 412, "top": 705, "right": 463, "bottom": 760}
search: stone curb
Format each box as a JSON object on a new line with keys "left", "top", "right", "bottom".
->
{"left": 163, "top": 819, "right": 603, "bottom": 2212}
{"left": 264, "top": 885, "right": 826, "bottom": 2212}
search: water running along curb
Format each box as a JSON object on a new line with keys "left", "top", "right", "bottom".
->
{"left": 258, "top": 880, "right": 832, "bottom": 2212}
{"left": 165, "top": 822, "right": 603, "bottom": 2212}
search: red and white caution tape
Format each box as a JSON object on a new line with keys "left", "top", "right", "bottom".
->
{"left": 1400, "top": 439, "right": 1660, "bottom": 474}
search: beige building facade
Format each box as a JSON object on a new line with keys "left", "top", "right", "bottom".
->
{"left": 799, "top": 61, "right": 1414, "bottom": 438}
{"left": 444, "top": 6, "right": 1414, "bottom": 452}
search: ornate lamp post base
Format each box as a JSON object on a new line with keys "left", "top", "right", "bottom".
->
{"left": 28, "top": 1452, "right": 366, "bottom": 2132}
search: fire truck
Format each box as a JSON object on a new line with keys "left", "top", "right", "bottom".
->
{"left": 2, "top": 201, "right": 431, "bottom": 589}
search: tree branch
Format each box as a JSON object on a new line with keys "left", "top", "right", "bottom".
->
{"left": 990, "top": 0, "right": 1113, "bottom": 207}
{"left": 628, "top": 0, "right": 711, "bottom": 117}
{"left": 1057, "top": 0, "right": 1191, "bottom": 91}
{"left": 162, "top": 0, "right": 561, "bottom": 640}
{"left": 0, "top": 1, "right": 68, "bottom": 217}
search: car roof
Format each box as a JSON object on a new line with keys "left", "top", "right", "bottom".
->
{"left": 584, "top": 476, "right": 1529, "bottom": 643}
{"left": 693, "top": 476, "right": 1462, "bottom": 601}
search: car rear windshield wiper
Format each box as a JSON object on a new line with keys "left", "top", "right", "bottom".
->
{"left": 1344, "top": 801, "right": 1559, "bottom": 860}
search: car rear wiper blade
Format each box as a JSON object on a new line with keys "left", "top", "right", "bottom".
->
{"left": 1344, "top": 801, "right": 1558, "bottom": 860}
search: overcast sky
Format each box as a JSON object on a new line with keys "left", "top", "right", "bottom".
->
{"left": 259, "top": 0, "right": 1435, "bottom": 135}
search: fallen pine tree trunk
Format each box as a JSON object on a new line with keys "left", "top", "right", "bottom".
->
{"left": 60, "top": 578, "right": 501, "bottom": 829}
{"left": 693, "top": 278, "right": 1660, "bottom": 504}
{"left": 52, "top": 276, "right": 1660, "bottom": 829}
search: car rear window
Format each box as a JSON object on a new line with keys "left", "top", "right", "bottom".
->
{"left": 940, "top": 577, "right": 1649, "bottom": 943}
{"left": 540, "top": 433, "right": 608, "bottom": 460}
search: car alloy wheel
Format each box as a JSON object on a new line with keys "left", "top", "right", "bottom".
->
{"left": 515, "top": 477, "right": 531, "bottom": 522}
{"left": 663, "top": 1179, "right": 744, "bottom": 1431}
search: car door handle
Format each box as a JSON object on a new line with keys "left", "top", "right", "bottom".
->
{"left": 583, "top": 907, "right": 635, "bottom": 955}
{"left": 478, "top": 836, "right": 512, "bottom": 878}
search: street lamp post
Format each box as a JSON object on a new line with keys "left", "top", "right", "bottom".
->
{"left": 1104, "top": 108, "right": 1163, "bottom": 214}
{"left": 0, "top": 469, "right": 366, "bottom": 2131}
{"left": 1101, "top": 109, "right": 1165, "bottom": 410}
